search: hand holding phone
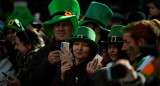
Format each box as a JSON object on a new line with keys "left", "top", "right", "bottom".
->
{"left": 61, "top": 42, "right": 70, "bottom": 53}
{"left": 93, "top": 54, "right": 103, "bottom": 66}
{"left": 2, "top": 72, "right": 14, "bottom": 80}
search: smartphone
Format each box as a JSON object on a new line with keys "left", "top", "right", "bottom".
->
{"left": 2, "top": 72, "right": 13, "bottom": 80}
{"left": 93, "top": 54, "right": 103, "bottom": 66}
{"left": 61, "top": 42, "right": 70, "bottom": 53}
{"left": 49, "top": 45, "right": 60, "bottom": 51}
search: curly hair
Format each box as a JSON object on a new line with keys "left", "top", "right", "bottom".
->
{"left": 16, "top": 28, "right": 44, "bottom": 50}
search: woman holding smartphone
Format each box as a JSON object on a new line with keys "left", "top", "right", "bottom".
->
{"left": 50, "top": 26, "right": 99, "bottom": 86}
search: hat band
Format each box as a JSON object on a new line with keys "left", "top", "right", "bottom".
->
{"left": 80, "top": 16, "right": 105, "bottom": 28}
{"left": 107, "top": 36, "right": 123, "bottom": 42}
{"left": 50, "top": 10, "right": 72, "bottom": 18}
{"left": 74, "top": 35, "right": 88, "bottom": 39}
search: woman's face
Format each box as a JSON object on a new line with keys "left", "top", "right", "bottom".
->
{"left": 148, "top": 2, "right": 160, "bottom": 17}
{"left": 6, "top": 29, "right": 17, "bottom": 44}
{"left": 108, "top": 44, "right": 118, "bottom": 61}
{"left": 14, "top": 36, "right": 30, "bottom": 53}
{"left": 73, "top": 41, "right": 90, "bottom": 63}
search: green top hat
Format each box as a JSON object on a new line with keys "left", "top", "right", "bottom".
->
{"left": 102, "top": 25, "right": 124, "bottom": 44}
{"left": 4, "top": 6, "right": 34, "bottom": 31}
{"left": 79, "top": 1, "right": 113, "bottom": 32}
{"left": 43, "top": 0, "right": 80, "bottom": 36}
{"left": 66, "top": 26, "right": 99, "bottom": 54}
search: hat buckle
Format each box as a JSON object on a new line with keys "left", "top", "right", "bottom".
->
{"left": 111, "top": 36, "right": 117, "bottom": 42}
{"left": 77, "top": 35, "right": 83, "bottom": 38}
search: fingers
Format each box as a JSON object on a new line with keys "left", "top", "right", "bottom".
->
{"left": 87, "top": 61, "right": 91, "bottom": 68}
{"left": 60, "top": 47, "right": 69, "bottom": 54}
{"left": 86, "top": 59, "right": 99, "bottom": 74}
{"left": 92, "top": 59, "right": 98, "bottom": 69}
{"left": 59, "top": 49, "right": 73, "bottom": 64}
{"left": 61, "top": 60, "right": 68, "bottom": 66}
{"left": 61, "top": 60, "right": 72, "bottom": 76}
{"left": 48, "top": 50, "right": 61, "bottom": 63}
{"left": 49, "top": 50, "right": 60, "bottom": 57}
{"left": 4, "top": 75, "right": 16, "bottom": 86}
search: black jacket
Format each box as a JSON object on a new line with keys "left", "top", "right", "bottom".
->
{"left": 22, "top": 38, "right": 61, "bottom": 86}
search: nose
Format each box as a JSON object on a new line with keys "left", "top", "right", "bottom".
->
{"left": 122, "top": 43, "right": 127, "bottom": 51}
{"left": 14, "top": 45, "right": 17, "bottom": 50}
{"left": 59, "top": 25, "right": 65, "bottom": 30}
{"left": 109, "top": 47, "right": 114, "bottom": 52}
{"left": 7, "top": 33, "right": 12, "bottom": 37}
{"left": 77, "top": 44, "right": 82, "bottom": 50}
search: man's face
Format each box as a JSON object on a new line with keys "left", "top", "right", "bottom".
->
{"left": 53, "top": 20, "right": 72, "bottom": 41}
{"left": 122, "top": 32, "right": 140, "bottom": 61}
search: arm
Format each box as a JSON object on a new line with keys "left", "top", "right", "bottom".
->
{"left": 22, "top": 45, "right": 60, "bottom": 86}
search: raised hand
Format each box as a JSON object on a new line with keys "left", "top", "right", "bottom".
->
{"left": 60, "top": 48, "right": 73, "bottom": 65}
{"left": 86, "top": 59, "right": 99, "bottom": 74}
{"left": 4, "top": 75, "right": 21, "bottom": 86}
{"left": 48, "top": 50, "right": 61, "bottom": 64}
{"left": 61, "top": 60, "right": 72, "bottom": 81}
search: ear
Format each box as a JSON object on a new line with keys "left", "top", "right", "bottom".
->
{"left": 27, "top": 43, "right": 32, "bottom": 50}
{"left": 94, "top": 27, "right": 101, "bottom": 34}
{"left": 138, "top": 37, "right": 147, "bottom": 46}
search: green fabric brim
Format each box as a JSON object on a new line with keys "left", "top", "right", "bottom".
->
{"left": 79, "top": 20, "right": 110, "bottom": 32}
{"left": 43, "top": 15, "right": 78, "bottom": 36}
{"left": 6, "top": 25, "right": 23, "bottom": 31}
{"left": 2, "top": 25, "right": 23, "bottom": 39}
{"left": 66, "top": 37, "right": 99, "bottom": 54}
{"left": 101, "top": 41, "right": 123, "bottom": 45}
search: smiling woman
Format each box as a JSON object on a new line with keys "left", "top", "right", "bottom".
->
{"left": 101, "top": 25, "right": 129, "bottom": 67}
{"left": 50, "top": 26, "right": 99, "bottom": 86}
{"left": 73, "top": 41, "right": 90, "bottom": 65}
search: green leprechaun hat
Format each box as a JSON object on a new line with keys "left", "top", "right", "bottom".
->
{"left": 43, "top": 0, "right": 80, "bottom": 36}
{"left": 4, "top": 6, "right": 34, "bottom": 32}
{"left": 102, "top": 25, "right": 124, "bottom": 44}
{"left": 66, "top": 26, "right": 99, "bottom": 55}
{"left": 79, "top": 1, "right": 113, "bottom": 32}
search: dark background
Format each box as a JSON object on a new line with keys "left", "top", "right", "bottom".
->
{"left": 0, "top": 0, "right": 146, "bottom": 22}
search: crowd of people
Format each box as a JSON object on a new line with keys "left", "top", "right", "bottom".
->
{"left": 0, "top": 0, "right": 160, "bottom": 86}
